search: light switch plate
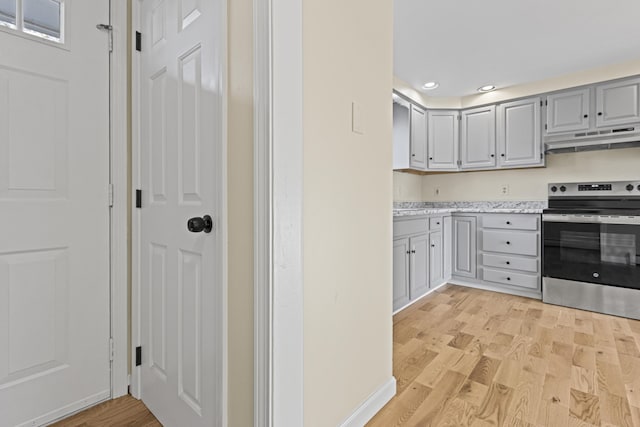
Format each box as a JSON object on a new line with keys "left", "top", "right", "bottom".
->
{"left": 352, "top": 101, "right": 364, "bottom": 135}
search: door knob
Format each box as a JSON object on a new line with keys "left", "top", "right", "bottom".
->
{"left": 187, "top": 215, "right": 213, "bottom": 233}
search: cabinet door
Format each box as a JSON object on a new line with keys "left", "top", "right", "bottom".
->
{"left": 461, "top": 105, "right": 496, "bottom": 169}
{"left": 429, "top": 231, "right": 443, "bottom": 287}
{"left": 392, "top": 238, "right": 410, "bottom": 311}
{"left": 409, "top": 234, "right": 429, "bottom": 299}
{"left": 443, "top": 216, "right": 452, "bottom": 280}
{"left": 546, "top": 88, "right": 590, "bottom": 133}
{"left": 427, "top": 110, "right": 459, "bottom": 170}
{"left": 452, "top": 216, "right": 477, "bottom": 278}
{"left": 497, "top": 97, "right": 543, "bottom": 168}
{"left": 392, "top": 100, "right": 411, "bottom": 170}
{"left": 410, "top": 104, "right": 427, "bottom": 170}
{"left": 596, "top": 78, "right": 640, "bottom": 128}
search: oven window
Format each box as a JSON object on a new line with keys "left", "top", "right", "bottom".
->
{"left": 544, "top": 221, "right": 640, "bottom": 289}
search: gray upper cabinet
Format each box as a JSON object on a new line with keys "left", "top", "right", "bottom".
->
{"left": 410, "top": 104, "right": 428, "bottom": 170}
{"left": 497, "top": 97, "right": 543, "bottom": 169}
{"left": 595, "top": 78, "right": 640, "bottom": 128}
{"left": 546, "top": 88, "right": 590, "bottom": 134}
{"left": 392, "top": 100, "right": 411, "bottom": 170}
{"left": 427, "top": 110, "right": 459, "bottom": 170}
{"left": 460, "top": 105, "right": 496, "bottom": 170}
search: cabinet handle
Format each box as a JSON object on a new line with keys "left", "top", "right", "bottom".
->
{"left": 501, "top": 154, "right": 505, "bottom": 157}
{"left": 406, "top": 250, "right": 410, "bottom": 254}
{"left": 411, "top": 250, "right": 416, "bottom": 253}
{"left": 506, "top": 277, "right": 511, "bottom": 281}
{"left": 598, "top": 112, "right": 603, "bottom": 116}
{"left": 431, "top": 244, "right": 435, "bottom": 247}
{"left": 506, "top": 221, "right": 511, "bottom": 225}
{"left": 490, "top": 154, "right": 495, "bottom": 157}
{"left": 412, "top": 154, "right": 416, "bottom": 157}
{"left": 506, "top": 241, "right": 511, "bottom": 245}
{"left": 429, "top": 157, "right": 433, "bottom": 160}
{"left": 583, "top": 114, "right": 588, "bottom": 118}
{"left": 436, "top": 222, "right": 440, "bottom": 225}
{"left": 506, "top": 261, "right": 511, "bottom": 265}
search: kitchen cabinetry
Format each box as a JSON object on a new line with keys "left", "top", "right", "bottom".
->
{"left": 452, "top": 216, "right": 477, "bottom": 278}
{"left": 392, "top": 97, "right": 427, "bottom": 171}
{"left": 497, "top": 97, "right": 543, "bottom": 169}
{"left": 545, "top": 88, "right": 590, "bottom": 134}
{"left": 460, "top": 105, "right": 496, "bottom": 170}
{"left": 478, "top": 214, "right": 541, "bottom": 297}
{"left": 393, "top": 214, "right": 448, "bottom": 311}
{"left": 595, "top": 78, "right": 640, "bottom": 128}
{"left": 427, "top": 110, "right": 459, "bottom": 170}
{"left": 410, "top": 104, "right": 428, "bottom": 169}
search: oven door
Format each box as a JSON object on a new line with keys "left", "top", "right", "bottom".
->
{"left": 543, "top": 215, "right": 640, "bottom": 290}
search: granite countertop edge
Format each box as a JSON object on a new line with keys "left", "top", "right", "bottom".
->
{"left": 393, "top": 201, "right": 547, "bottom": 217}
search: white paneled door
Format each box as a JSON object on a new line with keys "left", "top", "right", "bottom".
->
{"left": 0, "top": 2, "right": 111, "bottom": 426}
{"left": 138, "top": 0, "right": 223, "bottom": 426}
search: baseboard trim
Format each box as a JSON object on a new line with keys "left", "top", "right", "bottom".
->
{"left": 393, "top": 280, "right": 449, "bottom": 315}
{"left": 17, "top": 390, "right": 110, "bottom": 427}
{"left": 448, "top": 278, "right": 542, "bottom": 300}
{"left": 339, "top": 377, "right": 396, "bottom": 427}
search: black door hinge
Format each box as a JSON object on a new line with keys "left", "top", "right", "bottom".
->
{"left": 136, "top": 189, "right": 142, "bottom": 208}
{"left": 136, "top": 31, "right": 142, "bottom": 52}
{"left": 136, "top": 346, "right": 142, "bottom": 366}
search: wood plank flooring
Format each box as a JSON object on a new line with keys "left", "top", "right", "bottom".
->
{"left": 367, "top": 284, "right": 640, "bottom": 427}
{"left": 50, "top": 395, "right": 161, "bottom": 427}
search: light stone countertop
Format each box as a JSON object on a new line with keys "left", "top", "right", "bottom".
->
{"left": 393, "top": 201, "right": 546, "bottom": 217}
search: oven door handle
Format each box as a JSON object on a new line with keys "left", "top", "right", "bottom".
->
{"left": 543, "top": 214, "right": 640, "bottom": 225}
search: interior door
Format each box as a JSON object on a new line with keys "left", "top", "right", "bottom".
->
{"left": 138, "top": 0, "right": 223, "bottom": 426}
{"left": 0, "top": 2, "right": 111, "bottom": 426}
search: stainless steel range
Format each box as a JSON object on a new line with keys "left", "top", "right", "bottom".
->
{"left": 542, "top": 181, "right": 640, "bottom": 319}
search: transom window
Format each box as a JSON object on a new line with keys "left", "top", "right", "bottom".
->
{"left": 0, "top": 0, "right": 64, "bottom": 43}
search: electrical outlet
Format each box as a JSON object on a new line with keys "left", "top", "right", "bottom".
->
{"left": 500, "top": 184, "right": 510, "bottom": 195}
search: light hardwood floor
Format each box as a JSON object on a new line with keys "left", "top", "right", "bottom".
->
{"left": 51, "top": 395, "right": 161, "bottom": 427}
{"left": 367, "top": 284, "right": 640, "bottom": 427}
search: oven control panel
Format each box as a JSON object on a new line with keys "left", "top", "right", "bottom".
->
{"left": 549, "top": 181, "right": 640, "bottom": 197}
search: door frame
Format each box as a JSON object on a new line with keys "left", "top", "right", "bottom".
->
{"left": 110, "top": 0, "right": 130, "bottom": 399}
{"left": 128, "top": 2, "right": 229, "bottom": 426}
{"left": 254, "top": 0, "right": 304, "bottom": 425}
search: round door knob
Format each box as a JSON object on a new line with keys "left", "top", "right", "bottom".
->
{"left": 187, "top": 215, "right": 213, "bottom": 233}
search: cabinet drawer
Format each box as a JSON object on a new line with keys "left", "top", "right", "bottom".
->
{"left": 394, "top": 217, "right": 428, "bottom": 238}
{"left": 483, "top": 268, "right": 539, "bottom": 289}
{"left": 482, "top": 230, "right": 538, "bottom": 256}
{"left": 482, "top": 253, "right": 538, "bottom": 273}
{"left": 482, "top": 214, "right": 538, "bottom": 231}
{"left": 429, "top": 216, "right": 443, "bottom": 230}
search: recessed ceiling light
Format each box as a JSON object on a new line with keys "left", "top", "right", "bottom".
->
{"left": 478, "top": 85, "right": 497, "bottom": 93}
{"left": 422, "top": 82, "right": 439, "bottom": 90}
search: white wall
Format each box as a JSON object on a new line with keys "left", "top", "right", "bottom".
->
{"left": 421, "top": 147, "right": 640, "bottom": 201}
{"left": 303, "top": 0, "right": 394, "bottom": 425}
{"left": 393, "top": 171, "right": 422, "bottom": 201}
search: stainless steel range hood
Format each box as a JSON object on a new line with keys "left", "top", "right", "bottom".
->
{"left": 544, "top": 126, "right": 640, "bottom": 154}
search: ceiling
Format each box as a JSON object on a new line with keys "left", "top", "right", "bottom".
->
{"left": 394, "top": 0, "right": 640, "bottom": 97}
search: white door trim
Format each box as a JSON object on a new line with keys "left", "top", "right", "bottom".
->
{"left": 254, "top": 0, "right": 304, "bottom": 425}
{"left": 129, "top": 3, "right": 229, "bottom": 425}
{"left": 109, "top": 0, "right": 130, "bottom": 399}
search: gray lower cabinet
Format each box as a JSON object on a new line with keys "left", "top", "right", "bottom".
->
{"left": 478, "top": 213, "right": 541, "bottom": 298}
{"left": 429, "top": 230, "right": 443, "bottom": 286}
{"left": 409, "top": 234, "right": 429, "bottom": 298}
{"left": 392, "top": 238, "right": 411, "bottom": 309}
{"left": 452, "top": 216, "right": 477, "bottom": 278}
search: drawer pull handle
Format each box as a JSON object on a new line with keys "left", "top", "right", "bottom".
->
{"left": 436, "top": 222, "right": 440, "bottom": 225}
{"left": 506, "top": 261, "right": 510, "bottom": 265}
{"left": 506, "top": 277, "right": 511, "bottom": 281}
{"left": 506, "top": 241, "right": 511, "bottom": 245}
{"left": 431, "top": 244, "right": 435, "bottom": 247}
{"left": 506, "top": 221, "right": 511, "bottom": 225}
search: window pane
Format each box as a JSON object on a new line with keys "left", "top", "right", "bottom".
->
{"left": 0, "top": 0, "right": 16, "bottom": 26}
{"left": 23, "top": 0, "right": 61, "bottom": 40}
